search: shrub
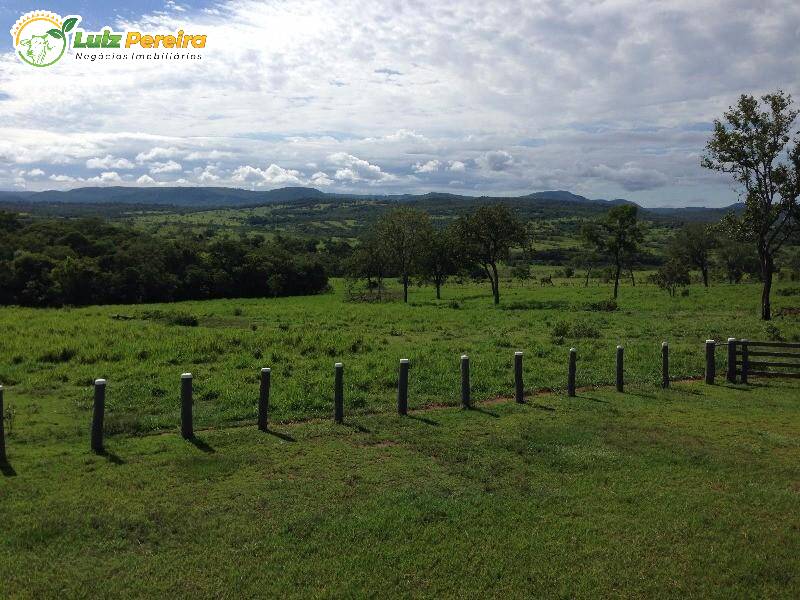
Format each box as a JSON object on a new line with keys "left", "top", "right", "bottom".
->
{"left": 169, "top": 313, "right": 199, "bottom": 327}
{"left": 551, "top": 319, "right": 601, "bottom": 340}
{"left": 776, "top": 287, "right": 800, "bottom": 296}
{"left": 584, "top": 299, "right": 618, "bottom": 312}
{"left": 38, "top": 348, "right": 77, "bottom": 363}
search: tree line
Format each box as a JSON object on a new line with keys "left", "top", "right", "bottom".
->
{"left": 0, "top": 214, "right": 330, "bottom": 307}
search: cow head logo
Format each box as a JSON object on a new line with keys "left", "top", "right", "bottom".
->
{"left": 10, "top": 11, "right": 80, "bottom": 67}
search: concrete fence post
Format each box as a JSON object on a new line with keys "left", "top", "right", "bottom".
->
{"left": 568, "top": 348, "right": 577, "bottom": 397}
{"left": 705, "top": 340, "right": 716, "bottom": 385}
{"left": 727, "top": 338, "right": 737, "bottom": 383}
{"left": 661, "top": 342, "right": 669, "bottom": 388}
{"left": 397, "top": 359, "right": 409, "bottom": 415}
{"left": 181, "top": 373, "right": 193, "bottom": 439}
{"left": 334, "top": 363, "right": 344, "bottom": 423}
{"left": 91, "top": 379, "right": 106, "bottom": 452}
{"left": 616, "top": 346, "right": 624, "bottom": 392}
{"left": 0, "top": 385, "right": 5, "bottom": 463}
{"left": 514, "top": 352, "right": 524, "bottom": 403}
{"left": 258, "top": 368, "right": 271, "bottom": 431}
{"left": 461, "top": 355, "right": 470, "bottom": 408}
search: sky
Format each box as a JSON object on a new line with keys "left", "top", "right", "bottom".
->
{"left": 0, "top": 0, "right": 798, "bottom": 207}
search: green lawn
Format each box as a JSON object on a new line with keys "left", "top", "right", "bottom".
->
{"left": 1, "top": 379, "right": 798, "bottom": 597}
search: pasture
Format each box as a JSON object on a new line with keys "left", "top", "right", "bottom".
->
{"left": 0, "top": 276, "right": 798, "bottom": 442}
{"left": 1, "top": 277, "right": 800, "bottom": 597}
{"left": 1, "top": 380, "right": 799, "bottom": 597}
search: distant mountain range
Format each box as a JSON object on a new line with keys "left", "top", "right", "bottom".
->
{"left": 0, "top": 186, "right": 743, "bottom": 222}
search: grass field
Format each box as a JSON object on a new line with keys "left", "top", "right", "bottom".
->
{"left": 1, "top": 379, "right": 798, "bottom": 597}
{"left": 0, "top": 278, "right": 799, "bottom": 443}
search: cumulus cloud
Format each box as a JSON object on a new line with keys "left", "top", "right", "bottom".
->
{"left": 413, "top": 159, "right": 441, "bottom": 173}
{"left": 328, "top": 153, "right": 395, "bottom": 182}
{"left": 231, "top": 164, "right": 305, "bottom": 186}
{"left": 448, "top": 161, "right": 466, "bottom": 172}
{"left": 136, "top": 147, "right": 182, "bottom": 163}
{"left": 185, "top": 150, "right": 235, "bottom": 161}
{"left": 49, "top": 174, "right": 77, "bottom": 182}
{"left": 311, "top": 171, "right": 333, "bottom": 186}
{"left": 198, "top": 167, "right": 220, "bottom": 183}
{"left": 149, "top": 160, "right": 183, "bottom": 174}
{"left": 86, "top": 155, "right": 135, "bottom": 169}
{"left": 86, "top": 171, "right": 124, "bottom": 185}
{"left": 136, "top": 174, "right": 156, "bottom": 185}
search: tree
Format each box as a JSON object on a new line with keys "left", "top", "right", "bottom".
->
{"left": 454, "top": 205, "right": 531, "bottom": 305}
{"left": 702, "top": 91, "right": 800, "bottom": 319}
{"left": 418, "top": 224, "right": 458, "bottom": 300}
{"left": 344, "top": 233, "right": 390, "bottom": 301}
{"left": 375, "top": 208, "right": 431, "bottom": 303}
{"left": 582, "top": 205, "right": 643, "bottom": 299}
{"left": 669, "top": 223, "right": 716, "bottom": 287}
{"left": 573, "top": 247, "right": 604, "bottom": 287}
{"left": 652, "top": 259, "right": 690, "bottom": 297}
{"left": 714, "top": 220, "right": 760, "bottom": 284}
{"left": 511, "top": 264, "right": 532, "bottom": 287}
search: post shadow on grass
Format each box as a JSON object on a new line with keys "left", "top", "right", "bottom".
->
{"left": 95, "top": 448, "right": 125, "bottom": 465}
{"left": 0, "top": 460, "right": 15, "bottom": 477}
{"left": 467, "top": 406, "right": 501, "bottom": 418}
{"left": 264, "top": 428, "right": 296, "bottom": 442}
{"left": 344, "top": 422, "right": 372, "bottom": 434}
{"left": 406, "top": 414, "right": 439, "bottom": 426}
{"left": 187, "top": 436, "right": 215, "bottom": 453}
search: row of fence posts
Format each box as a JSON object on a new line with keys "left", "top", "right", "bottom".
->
{"left": 0, "top": 340, "right": 735, "bottom": 458}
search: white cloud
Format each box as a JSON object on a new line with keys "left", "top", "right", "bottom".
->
{"left": 448, "top": 161, "right": 466, "bottom": 172}
{"left": 384, "top": 129, "right": 429, "bottom": 143}
{"left": 49, "top": 174, "right": 76, "bottom": 182}
{"left": 329, "top": 152, "right": 395, "bottom": 182}
{"left": 86, "top": 155, "right": 135, "bottom": 169}
{"left": 185, "top": 150, "right": 235, "bottom": 161}
{"left": 198, "top": 166, "right": 220, "bottom": 183}
{"left": 25, "top": 168, "right": 45, "bottom": 178}
{"left": 231, "top": 164, "right": 305, "bottom": 186}
{"left": 310, "top": 171, "right": 333, "bottom": 186}
{"left": 136, "top": 147, "right": 182, "bottom": 163}
{"left": 136, "top": 174, "right": 156, "bottom": 185}
{"left": 149, "top": 160, "right": 183, "bottom": 174}
{"left": 86, "top": 171, "right": 124, "bottom": 185}
{"left": 413, "top": 159, "right": 441, "bottom": 173}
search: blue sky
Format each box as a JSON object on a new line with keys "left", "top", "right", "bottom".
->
{"left": 1, "top": 0, "right": 798, "bottom": 206}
